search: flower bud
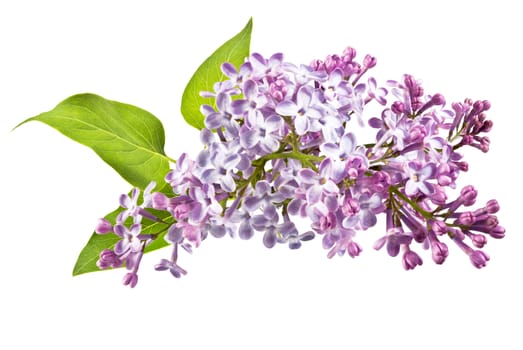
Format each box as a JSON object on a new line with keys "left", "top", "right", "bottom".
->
{"left": 95, "top": 218, "right": 113, "bottom": 234}
{"left": 402, "top": 250, "right": 423, "bottom": 270}
{"left": 348, "top": 241, "right": 362, "bottom": 258}
{"left": 122, "top": 272, "right": 138, "bottom": 288}
{"left": 431, "top": 241, "right": 449, "bottom": 264}
{"left": 460, "top": 185, "right": 477, "bottom": 206}
{"left": 470, "top": 233, "right": 487, "bottom": 248}
{"left": 469, "top": 250, "right": 489, "bottom": 269}
{"left": 458, "top": 212, "right": 476, "bottom": 226}
{"left": 489, "top": 225, "right": 505, "bottom": 239}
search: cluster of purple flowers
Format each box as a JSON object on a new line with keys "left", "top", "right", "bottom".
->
{"left": 95, "top": 47, "right": 504, "bottom": 287}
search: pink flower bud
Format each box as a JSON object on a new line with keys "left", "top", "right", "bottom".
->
{"left": 431, "top": 241, "right": 449, "bottom": 264}
{"left": 490, "top": 225, "right": 505, "bottom": 239}
{"left": 402, "top": 250, "right": 423, "bottom": 270}
{"left": 469, "top": 250, "right": 489, "bottom": 269}
{"left": 95, "top": 218, "right": 113, "bottom": 234}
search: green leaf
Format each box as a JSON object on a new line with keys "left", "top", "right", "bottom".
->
{"left": 181, "top": 18, "right": 253, "bottom": 129}
{"left": 17, "top": 93, "right": 171, "bottom": 189}
{"left": 72, "top": 187, "right": 175, "bottom": 276}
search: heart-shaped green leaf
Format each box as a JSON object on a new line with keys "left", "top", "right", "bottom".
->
{"left": 181, "top": 18, "right": 252, "bottom": 129}
{"left": 17, "top": 93, "right": 171, "bottom": 189}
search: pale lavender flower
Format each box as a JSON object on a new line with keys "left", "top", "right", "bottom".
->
{"left": 370, "top": 109, "right": 409, "bottom": 151}
{"left": 249, "top": 52, "right": 284, "bottom": 81}
{"left": 221, "top": 61, "right": 253, "bottom": 85}
{"left": 165, "top": 153, "right": 199, "bottom": 195}
{"left": 239, "top": 113, "right": 283, "bottom": 153}
{"left": 231, "top": 79, "right": 268, "bottom": 120}
{"left": 320, "top": 132, "right": 368, "bottom": 183}
{"left": 117, "top": 188, "right": 141, "bottom": 223}
{"left": 188, "top": 184, "right": 222, "bottom": 223}
{"left": 276, "top": 85, "right": 324, "bottom": 135}
{"left": 404, "top": 161, "right": 436, "bottom": 196}
{"left": 342, "top": 192, "right": 383, "bottom": 229}
{"left": 366, "top": 77, "right": 387, "bottom": 105}
{"left": 251, "top": 205, "right": 280, "bottom": 248}
{"left": 113, "top": 223, "right": 143, "bottom": 255}
{"left": 197, "top": 143, "right": 244, "bottom": 192}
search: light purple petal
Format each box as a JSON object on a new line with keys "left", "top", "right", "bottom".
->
{"left": 419, "top": 181, "right": 435, "bottom": 195}
{"left": 113, "top": 224, "right": 126, "bottom": 238}
{"left": 208, "top": 200, "right": 223, "bottom": 217}
{"left": 310, "top": 202, "right": 329, "bottom": 219}
{"left": 190, "top": 203, "right": 205, "bottom": 222}
{"left": 340, "top": 132, "right": 356, "bottom": 153}
{"left": 236, "top": 154, "right": 251, "bottom": 171}
{"left": 368, "top": 194, "right": 382, "bottom": 209}
{"left": 251, "top": 215, "right": 269, "bottom": 230}
{"left": 307, "top": 106, "right": 323, "bottom": 120}
{"left": 373, "top": 236, "right": 387, "bottom": 250}
{"left": 243, "top": 196, "right": 262, "bottom": 212}
{"left": 405, "top": 180, "right": 418, "bottom": 196}
{"left": 265, "top": 114, "right": 283, "bottom": 133}
{"left": 294, "top": 116, "right": 309, "bottom": 135}
{"left": 210, "top": 225, "right": 226, "bottom": 238}
{"left": 306, "top": 185, "right": 322, "bottom": 205}
{"left": 200, "top": 168, "right": 220, "bottom": 184}
{"left": 129, "top": 238, "right": 143, "bottom": 253}
{"left": 243, "top": 79, "right": 257, "bottom": 99}
{"left": 361, "top": 211, "right": 377, "bottom": 228}
{"left": 287, "top": 198, "right": 304, "bottom": 216}
{"left": 264, "top": 205, "right": 278, "bottom": 222}
{"left": 205, "top": 112, "right": 225, "bottom": 129}
{"left": 114, "top": 240, "right": 127, "bottom": 255}
{"left": 239, "top": 62, "right": 253, "bottom": 76}
{"left": 239, "top": 220, "right": 254, "bottom": 240}
{"left": 419, "top": 163, "right": 436, "bottom": 180}
{"left": 323, "top": 181, "right": 339, "bottom": 194}
{"left": 368, "top": 117, "right": 383, "bottom": 128}
{"left": 231, "top": 99, "right": 249, "bottom": 115}
{"left": 298, "top": 168, "right": 317, "bottom": 184}
{"left": 296, "top": 86, "right": 312, "bottom": 108}
{"left": 240, "top": 129, "right": 260, "bottom": 149}
{"left": 166, "top": 225, "right": 183, "bottom": 243}
{"left": 318, "top": 158, "right": 332, "bottom": 177}
{"left": 196, "top": 149, "right": 210, "bottom": 168}
{"left": 262, "top": 137, "right": 280, "bottom": 153}
{"left": 321, "top": 143, "right": 341, "bottom": 159}
{"left": 342, "top": 216, "right": 358, "bottom": 228}
{"left": 263, "top": 230, "right": 277, "bottom": 248}
{"left": 200, "top": 128, "right": 216, "bottom": 145}
{"left": 276, "top": 100, "right": 298, "bottom": 116}
{"left": 221, "top": 62, "right": 237, "bottom": 77}
{"left": 216, "top": 93, "right": 232, "bottom": 112}
{"left": 279, "top": 221, "right": 298, "bottom": 236}
{"left": 255, "top": 181, "right": 271, "bottom": 194}
{"left": 223, "top": 153, "right": 240, "bottom": 169}
{"left": 324, "top": 195, "right": 339, "bottom": 212}
{"left": 220, "top": 175, "right": 236, "bottom": 192}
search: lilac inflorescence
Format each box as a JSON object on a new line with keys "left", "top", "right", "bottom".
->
{"left": 95, "top": 47, "right": 504, "bottom": 287}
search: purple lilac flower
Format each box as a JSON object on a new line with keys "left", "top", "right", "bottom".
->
{"left": 94, "top": 45, "right": 505, "bottom": 286}
{"left": 276, "top": 85, "right": 324, "bottom": 135}
{"left": 404, "top": 161, "right": 436, "bottom": 196}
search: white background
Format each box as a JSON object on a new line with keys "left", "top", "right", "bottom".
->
{"left": 1, "top": 1, "right": 521, "bottom": 349}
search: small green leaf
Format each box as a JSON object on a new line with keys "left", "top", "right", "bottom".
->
{"left": 17, "top": 93, "right": 171, "bottom": 189}
{"left": 181, "top": 18, "right": 253, "bottom": 129}
{"left": 72, "top": 189, "right": 174, "bottom": 276}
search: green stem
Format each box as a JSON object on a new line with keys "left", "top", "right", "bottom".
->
{"left": 389, "top": 186, "right": 433, "bottom": 219}
{"left": 255, "top": 150, "right": 323, "bottom": 166}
